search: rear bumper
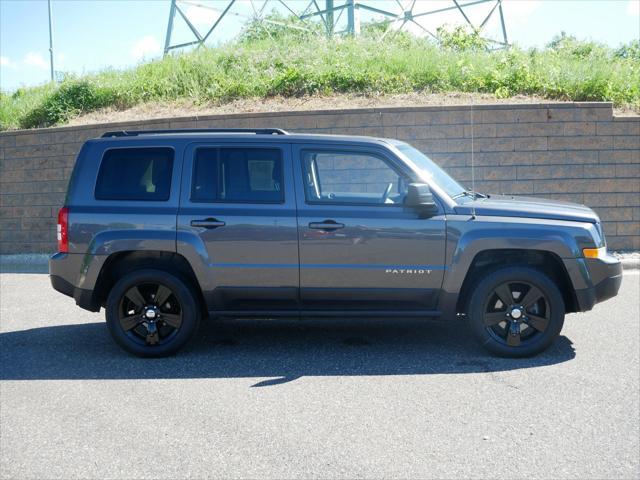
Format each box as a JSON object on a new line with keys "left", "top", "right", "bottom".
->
{"left": 574, "top": 254, "right": 623, "bottom": 312}
{"left": 49, "top": 253, "right": 101, "bottom": 312}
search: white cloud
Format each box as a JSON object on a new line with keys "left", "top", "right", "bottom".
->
{"left": 23, "top": 51, "right": 49, "bottom": 70}
{"left": 502, "top": 0, "right": 542, "bottom": 21}
{"left": 185, "top": 4, "right": 220, "bottom": 27}
{"left": 496, "top": 0, "right": 542, "bottom": 42}
{"left": 130, "top": 35, "right": 162, "bottom": 61}
{"left": 0, "top": 56, "right": 17, "bottom": 69}
{"left": 628, "top": 0, "right": 639, "bottom": 16}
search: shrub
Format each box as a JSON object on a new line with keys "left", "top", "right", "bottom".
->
{"left": 437, "top": 25, "right": 488, "bottom": 51}
{"left": 19, "top": 80, "right": 122, "bottom": 128}
{"left": 615, "top": 40, "right": 640, "bottom": 60}
{"left": 239, "top": 11, "right": 322, "bottom": 43}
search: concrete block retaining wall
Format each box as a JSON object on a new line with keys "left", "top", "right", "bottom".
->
{"left": 0, "top": 102, "right": 638, "bottom": 253}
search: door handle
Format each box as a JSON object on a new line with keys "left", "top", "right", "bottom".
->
{"left": 191, "top": 218, "right": 226, "bottom": 229}
{"left": 308, "top": 220, "right": 345, "bottom": 230}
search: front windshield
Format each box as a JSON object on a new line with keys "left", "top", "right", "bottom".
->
{"left": 395, "top": 143, "right": 466, "bottom": 199}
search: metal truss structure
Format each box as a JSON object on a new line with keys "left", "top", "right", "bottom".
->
{"left": 164, "top": 0, "right": 509, "bottom": 55}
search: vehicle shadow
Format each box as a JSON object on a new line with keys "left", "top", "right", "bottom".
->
{"left": 0, "top": 318, "right": 576, "bottom": 385}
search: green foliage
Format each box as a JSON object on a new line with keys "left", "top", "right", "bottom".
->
{"left": 239, "top": 11, "right": 322, "bottom": 43}
{"left": 1, "top": 22, "right": 638, "bottom": 130}
{"left": 19, "top": 79, "right": 123, "bottom": 128}
{"left": 437, "top": 26, "right": 488, "bottom": 51}
{"left": 615, "top": 40, "right": 640, "bottom": 61}
{"left": 360, "top": 19, "right": 392, "bottom": 37}
{"left": 546, "top": 32, "right": 609, "bottom": 58}
{"left": 0, "top": 83, "right": 57, "bottom": 131}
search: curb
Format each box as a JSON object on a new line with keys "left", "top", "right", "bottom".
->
{"left": 620, "top": 259, "right": 640, "bottom": 271}
{"left": 0, "top": 254, "right": 50, "bottom": 274}
{"left": 614, "top": 251, "right": 640, "bottom": 271}
{"left": 1, "top": 253, "right": 639, "bottom": 274}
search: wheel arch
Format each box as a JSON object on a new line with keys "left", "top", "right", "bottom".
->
{"left": 456, "top": 248, "right": 578, "bottom": 315}
{"left": 93, "top": 250, "right": 206, "bottom": 315}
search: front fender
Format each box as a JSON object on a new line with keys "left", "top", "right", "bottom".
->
{"left": 438, "top": 215, "right": 593, "bottom": 317}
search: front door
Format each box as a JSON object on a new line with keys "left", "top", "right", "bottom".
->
{"left": 177, "top": 142, "right": 299, "bottom": 312}
{"left": 292, "top": 143, "right": 446, "bottom": 312}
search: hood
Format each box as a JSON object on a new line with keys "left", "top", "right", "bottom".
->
{"left": 454, "top": 194, "right": 600, "bottom": 224}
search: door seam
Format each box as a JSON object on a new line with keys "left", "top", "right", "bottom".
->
{"left": 289, "top": 142, "right": 302, "bottom": 311}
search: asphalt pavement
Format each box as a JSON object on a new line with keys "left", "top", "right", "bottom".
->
{"left": 1, "top": 272, "right": 638, "bottom": 479}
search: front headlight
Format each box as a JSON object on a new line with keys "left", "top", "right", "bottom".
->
{"left": 594, "top": 221, "right": 606, "bottom": 247}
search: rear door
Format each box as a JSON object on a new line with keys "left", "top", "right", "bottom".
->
{"left": 177, "top": 141, "right": 299, "bottom": 312}
{"left": 292, "top": 143, "right": 446, "bottom": 313}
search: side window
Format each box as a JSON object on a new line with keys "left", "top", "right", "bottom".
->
{"left": 191, "top": 147, "right": 283, "bottom": 203}
{"left": 301, "top": 150, "right": 407, "bottom": 205}
{"left": 95, "top": 147, "right": 173, "bottom": 201}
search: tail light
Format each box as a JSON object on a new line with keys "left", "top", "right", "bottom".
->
{"left": 57, "top": 207, "right": 69, "bottom": 253}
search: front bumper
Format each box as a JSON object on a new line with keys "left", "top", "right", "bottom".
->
{"left": 574, "top": 254, "right": 623, "bottom": 312}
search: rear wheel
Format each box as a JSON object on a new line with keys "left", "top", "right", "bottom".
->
{"left": 106, "top": 269, "right": 200, "bottom": 357}
{"left": 467, "top": 267, "right": 565, "bottom": 357}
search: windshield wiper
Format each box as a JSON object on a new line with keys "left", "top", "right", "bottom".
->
{"left": 453, "top": 190, "right": 486, "bottom": 200}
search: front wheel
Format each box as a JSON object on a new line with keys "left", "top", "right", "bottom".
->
{"left": 105, "top": 269, "right": 200, "bottom": 357}
{"left": 467, "top": 267, "right": 565, "bottom": 357}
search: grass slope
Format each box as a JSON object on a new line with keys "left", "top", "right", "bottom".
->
{"left": 1, "top": 26, "right": 638, "bottom": 131}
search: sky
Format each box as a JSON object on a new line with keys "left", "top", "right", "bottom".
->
{"left": 1, "top": 0, "right": 639, "bottom": 92}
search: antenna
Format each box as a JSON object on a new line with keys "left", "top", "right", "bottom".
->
{"left": 470, "top": 97, "right": 476, "bottom": 219}
{"left": 47, "top": 0, "right": 54, "bottom": 82}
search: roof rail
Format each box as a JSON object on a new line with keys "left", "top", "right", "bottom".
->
{"left": 101, "top": 128, "right": 289, "bottom": 138}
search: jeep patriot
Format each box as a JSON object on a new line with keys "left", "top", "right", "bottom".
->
{"left": 49, "top": 128, "right": 623, "bottom": 357}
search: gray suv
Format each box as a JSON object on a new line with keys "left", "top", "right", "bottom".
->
{"left": 49, "top": 128, "right": 622, "bottom": 357}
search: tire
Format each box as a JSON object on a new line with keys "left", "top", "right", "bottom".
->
{"left": 105, "top": 269, "right": 200, "bottom": 357}
{"left": 467, "top": 266, "right": 565, "bottom": 357}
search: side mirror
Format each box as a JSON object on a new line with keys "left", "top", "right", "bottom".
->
{"left": 405, "top": 183, "right": 439, "bottom": 217}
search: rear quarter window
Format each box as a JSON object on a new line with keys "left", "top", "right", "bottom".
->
{"left": 94, "top": 147, "right": 174, "bottom": 201}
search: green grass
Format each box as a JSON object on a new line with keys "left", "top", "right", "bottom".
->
{"left": 1, "top": 26, "right": 638, "bottom": 131}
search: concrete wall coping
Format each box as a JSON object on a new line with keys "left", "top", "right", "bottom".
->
{"left": 613, "top": 116, "right": 640, "bottom": 122}
{"left": 0, "top": 102, "right": 625, "bottom": 138}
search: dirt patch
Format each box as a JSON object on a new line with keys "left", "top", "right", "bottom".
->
{"left": 63, "top": 92, "right": 637, "bottom": 127}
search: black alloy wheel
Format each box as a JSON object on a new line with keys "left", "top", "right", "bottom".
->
{"left": 106, "top": 269, "right": 200, "bottom": 357}
{"left": 482, "top": 280, "right": 550, "bottom": 347}
{"left": 118, "top": 282, "right": 183, "bottom": 346}
{"left": 467, "top": 267, "right": 565, "bottom": 357}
